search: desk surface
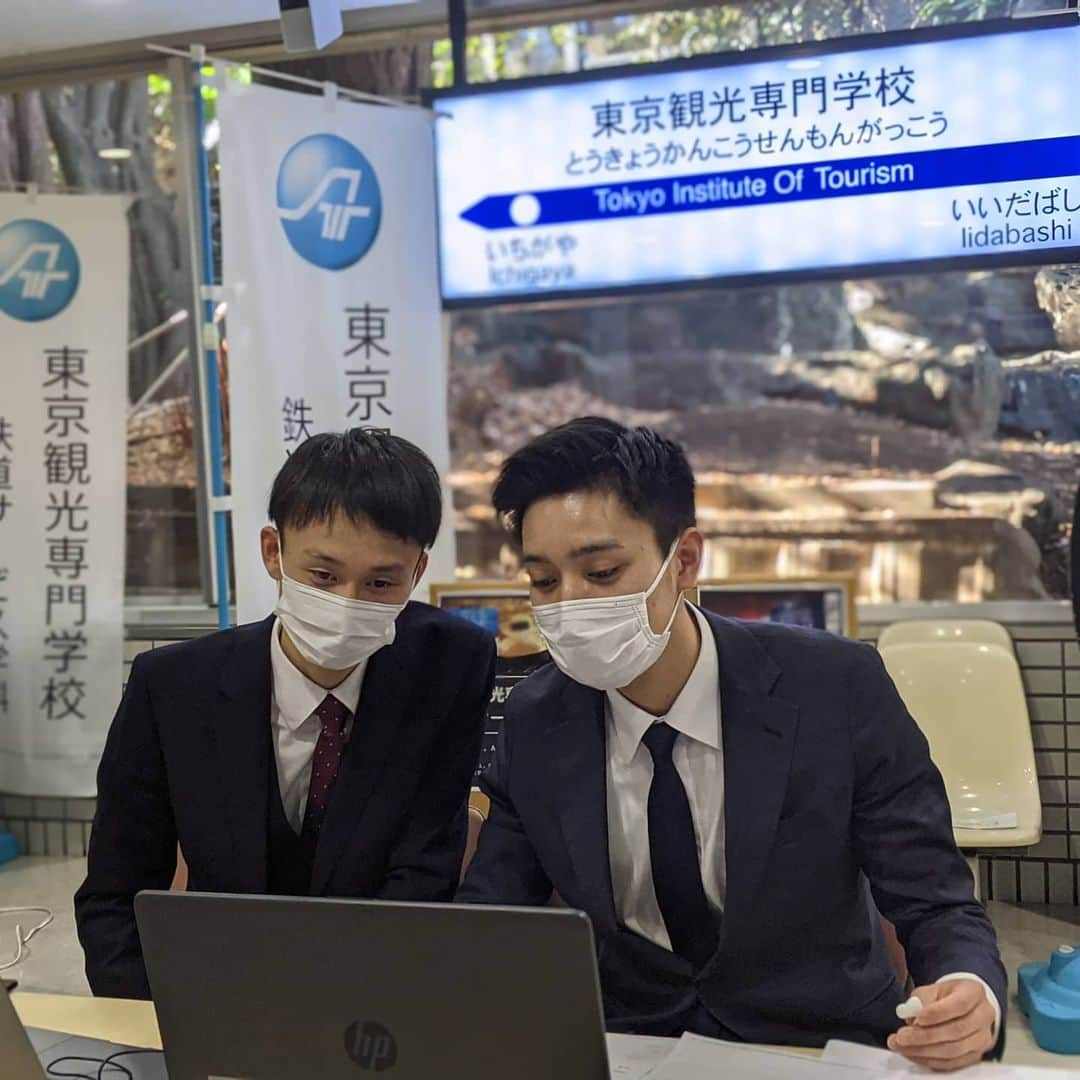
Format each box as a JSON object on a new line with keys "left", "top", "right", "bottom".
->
{"left": 5, "top": 858, "right": 1079, "bottom": 1071}
{"left": 14, "top": 992, "right": 162, "bottom": 1050}
{"left": 9, "top": 989, "right": 1074, "bottom": 1071}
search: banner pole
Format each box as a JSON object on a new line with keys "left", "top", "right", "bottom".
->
{"left": 191, "top": 46, "right": 233, "bottom": 631}
{"left": 147, "top": 43, "right": 429, "bottom": 112}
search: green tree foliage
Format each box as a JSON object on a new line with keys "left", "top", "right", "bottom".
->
{"left": 913, "top": 0, "right": 1013, "bottom": 24}
{"left": 433, "top": 0, "right": 1016, "bottom": 85}
{"left": 606, "top": 2, "right": 869, "bottom": 55}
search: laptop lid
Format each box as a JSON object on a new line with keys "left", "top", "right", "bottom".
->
{"left": 136, "top": 891, "right": 610, "bottom": 1080}
{"left": 0, "top": 986, "right": 46, "bottom": 1080}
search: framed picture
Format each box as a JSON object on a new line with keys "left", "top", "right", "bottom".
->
{"left": 429, "top": 582, "right": 550, "bottom": 779}
{"left": 428, "top": 582, "right": 547, "bottom": 658}
{"left": 692, "top": 575, "right": 858, "bottom": 638}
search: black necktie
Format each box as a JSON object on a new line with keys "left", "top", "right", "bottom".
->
{"left": 642, "top": 721, "right": 719, "bottom": 968}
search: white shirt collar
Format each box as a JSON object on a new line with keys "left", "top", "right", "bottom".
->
{"left": 606, "top": 603, "right": 721, "bottom": 765}
{"left": 270, "top": 618, "right": 367, "bottom": 731}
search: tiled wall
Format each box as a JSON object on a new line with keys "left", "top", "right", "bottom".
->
{"left": 3, "top": 611, "right": 1079, "bottom": 906}
{"left": 981, "top": 633, "right": 1080, "bottom": 906}
{"left": 0, "top": 796, "right": 97, "bottom": 860}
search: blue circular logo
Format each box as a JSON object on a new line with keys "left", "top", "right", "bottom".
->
{"left": 0, "top": 219, "right": 80, "bottom": 321}
{"left": 276, "top": 134, "right": 382, "bottom": 270}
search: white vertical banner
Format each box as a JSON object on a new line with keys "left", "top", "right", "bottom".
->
{"left": 218, "top": 79, "right": 454, "bottom": 625}
{"left": 0, "top": 194, "right": 129, "bottom": 796}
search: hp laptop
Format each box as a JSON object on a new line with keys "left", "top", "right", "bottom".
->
{"left": 136, "top": 892, "right": 610, "bottom": 1080}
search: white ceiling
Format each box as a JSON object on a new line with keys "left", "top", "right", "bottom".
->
{"left": 0, "top": 0, "right": 410, "bottom": 60}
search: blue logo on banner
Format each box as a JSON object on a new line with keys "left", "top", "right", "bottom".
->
{"left": 0, "top": 219, "right": 80, "bottom": 321}
{"left": 276, "top": 134, "right": 382, "bottom": 270}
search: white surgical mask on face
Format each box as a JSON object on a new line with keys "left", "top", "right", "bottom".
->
{"left": 274, "top": 553, "right": 409, "bottom": 671}
{"left": 532, "top": 542, "right": 683, "bottom": 692}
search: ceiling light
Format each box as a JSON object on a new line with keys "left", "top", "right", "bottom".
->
{"left": 98, "top": 147, "right": 132, "bottom": 161}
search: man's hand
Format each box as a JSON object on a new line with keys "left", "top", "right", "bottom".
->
{"left": 887, "top": 981, "right": 996, "bottom": 1072}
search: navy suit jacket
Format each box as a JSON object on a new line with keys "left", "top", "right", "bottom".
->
{"left": 459, "top": 611, "right": 1007, "bottom": 1050}
{"left": 76, "top": 603, "right": 496, "bottom": 1000}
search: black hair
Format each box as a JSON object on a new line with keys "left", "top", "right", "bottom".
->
{"left": 269, "top": 429, "right": 441, "bottom": 549}
{"left": 492, "top": 417, "right": 696, "bottom": 553}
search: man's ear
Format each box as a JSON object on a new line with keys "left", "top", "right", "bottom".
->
{"left": 260, "top": 526, "right": 283, "bottom": 582}
{"left": 675, "top": 529, "right": 705, "bottom": 593}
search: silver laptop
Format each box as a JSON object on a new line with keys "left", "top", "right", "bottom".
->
{"left": 0, "top": 984, "right": 43, "bottom": 1080}
{"left": 136, "top": 891, "right": 610, "bottom": 1080}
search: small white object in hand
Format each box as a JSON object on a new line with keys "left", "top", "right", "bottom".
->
{"left": 896, "top": 995, "right": 924, "bottom": 1021}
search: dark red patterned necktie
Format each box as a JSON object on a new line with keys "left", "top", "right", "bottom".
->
{"left": 301, "top": 694, "right": 351, "bottom": 840}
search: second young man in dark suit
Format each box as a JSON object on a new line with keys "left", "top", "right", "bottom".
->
{"left": 460, "top": 418, "right": 1005, "bottom": 1072}
{"left": 77, "top": 430, "right": 495, "bottom": 999}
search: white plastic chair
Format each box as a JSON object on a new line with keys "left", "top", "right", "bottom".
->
{"left": 878, "top": 620, "right": 1041, "bottom": 895}
{"left": 878, "top": 620, "right": 1015, "bottom": 654}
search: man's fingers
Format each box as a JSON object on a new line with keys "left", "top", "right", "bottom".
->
{"left": 890, "top": 1026, "right": 991, "bottom": 1059}
{"left": 890, "top": 1014, "right": 987, "bottom": 1049}
{"left": 889, "top": 1015, "right": 995, "bottom": 1075}
{"left": 910, "top": 983, "right": 983, "bottom": 1027}
{"left": 888, "top": 982, "right": 995, "bottom": 1071}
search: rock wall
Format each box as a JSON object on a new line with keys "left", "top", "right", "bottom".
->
{"left": 448, "top": 262, "right": 1080, "bottom": 601}
{"left": 1036, "top": 268, "right": 1080, "bottom": 351}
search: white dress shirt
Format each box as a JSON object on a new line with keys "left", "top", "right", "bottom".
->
{"left": 605, "top": 603, "right": 725, "bottom": 951}
{"left": 603, "top": 604, "right": 1000, "bottom": 1036}
{"left": 269, "top": 619, "right": 367, "bottom": 833}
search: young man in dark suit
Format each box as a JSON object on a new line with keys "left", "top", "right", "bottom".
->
{"left": 77, "top": 430, "right": 495, "bottom": 1000}
{"left": 459, "top": 417, "right": 1005, "bottom": 1072}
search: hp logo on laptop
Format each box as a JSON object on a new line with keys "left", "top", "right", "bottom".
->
{"left": 0, "top": 218, "right": 80, "bottom": 321}
{"left": 345, "top": 1020, "right": 398, "bottom": 1072}
{"left": 276, "top": 133, "right": 382, "bottom": 270}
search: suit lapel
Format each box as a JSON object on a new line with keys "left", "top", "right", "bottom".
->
{"left": 549, "top": 679, "right": 618, "bottom": 934}
{"left": 543, "top": 615, "right": 800, "bottom": 940}
{"left": 720, "top": 686, "right": 800, "bottom": 926}
{"left": 310, "top": 643, "right": 411, "bottom": 894}
{"left": 212, "top": 617, "right": 275, "bottom": 893}
{"left": 705, "top": 614, "right": 800, "bottom": 932}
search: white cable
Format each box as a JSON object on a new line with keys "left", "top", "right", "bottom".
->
{"left": 0, "top": 907, "right": 54, "bottom": 971}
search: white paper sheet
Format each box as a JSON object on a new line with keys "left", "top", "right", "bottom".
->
{"left": 648, "top": 1033, "right": 867, "bottom": 1079}
{"left": 823, "top": 1039, "right": 1077, "bottom": 1079}
{"left": 608, "top": 1031, "right": 1077, "bottom": 1080}
{"left": 606, "top": 1033, "right": 678, "bottom": 1079}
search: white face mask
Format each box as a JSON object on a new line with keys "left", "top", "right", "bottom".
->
{"left": 532, "top": 543, "right": 683, "bottom": 692}
{"left": 274, "top": 554, "right": 410, "bottom": 671}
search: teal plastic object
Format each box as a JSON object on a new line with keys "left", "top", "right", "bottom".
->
{"left": 0, "top": 831, "right": 17, "bottom": 866}
{"left": 1019, "top": 945, "right": 1080, "bottom": 1054}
